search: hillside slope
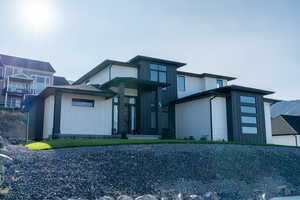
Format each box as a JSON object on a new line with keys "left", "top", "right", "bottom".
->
{"left": 272, "top": 100, "right": 300, "bottom": 118}
{"left": 2, "top": 143, "right": 300, "bottom": 200}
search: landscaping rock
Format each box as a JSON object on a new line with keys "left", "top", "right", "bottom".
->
{"left": 117, "top": 195, "right": 134, "bottom": 200}
{"left": 2, "top": 143, "right": 300, "bottom": 200}
{"left": 135, "top": 194, "right": 158, "bottom": 200}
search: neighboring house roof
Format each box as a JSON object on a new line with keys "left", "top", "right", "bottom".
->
{"left": 128, "top": 55, "right": 186, "bottom": 67}
{"left": 0, "top": 54, "right": 55, "bottom": 73}
{"left": 53, "top": 76, "right": 70, "bottom": 86}
{"left": 172, "top": 85, "right": 274, "bottom": 104}
{"left": 38, "top": 84, "right": 115, "bottom": 99}
{"left": 281, "top": 115, "right": 300, "bottom": 133}
{"left": 73, "top": 59, "right": 137, "bottom": 85}
{"left": 271, "top": 100, "right": 300, "bottom": 118}
{"left": 177, "top": 71, "right": 237, "bottom": 81}
{"left": 272, "top": 115, "right": 300, "bottom": 136}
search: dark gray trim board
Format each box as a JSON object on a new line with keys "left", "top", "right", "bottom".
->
{"left": 177, "top": 71, "right": 236, "bottom": 81}
{"left": 52, "top": 92, "right": 62, "bottom": 138}
{"left": 129, "top": 55, "right": 186, "bottom": 68}
{"left": 172, "top": 85, "right": 274, "bottom": 104}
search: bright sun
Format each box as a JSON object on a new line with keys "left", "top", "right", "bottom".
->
{"left": 21, "top": 0, "right": 55, "bottom": 32}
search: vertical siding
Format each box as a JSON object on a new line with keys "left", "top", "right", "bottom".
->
{"left": 137, "top": 60, "right": 178, "bottom": 136}
{"left": 211, "top": 97, "right": 228, "bottom": 141}
{"left": 228, "top": 91, "right": 267, "bottom": 144}
{"left": 43, "top": 95, "right": 54, "bottom": 139}
{"left": 264, "top": 102, "right": 273, "bottom": 144}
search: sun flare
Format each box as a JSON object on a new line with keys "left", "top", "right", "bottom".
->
{"left": 21, "top": 0, "right": 56, "bottom": 32}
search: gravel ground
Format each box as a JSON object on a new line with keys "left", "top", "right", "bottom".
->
{"left": 2, "top": 143, "right": 300, "bottom": 200}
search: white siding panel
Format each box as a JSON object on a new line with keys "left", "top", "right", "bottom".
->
{"left": 177, "top": 75, "right": 229, "bottom": 98}
{"left": 89, "top": 67, "right": 110, "bottom": 85}
{"left": 264, "top": 102, "right": 273, "bottom": 144}
{"left": 175, "top": 98, "right": 211, "bottom": 140}
{"left": 211, "top": 97, "right": 228, "bottom": 141}
{"left": 43, "top": 95, "right": 54, "bottom": 139}
{"left": 177, "top": 75, "right": 204, "bottom": 98}
{"left": 111, "top": 65, "right": 137, "bottom": 79}
{"left": 60, "top": 94, "right": 112, "bottom": 135}
{"left": 272, "top": 135, "right": 297, "bottom": 146}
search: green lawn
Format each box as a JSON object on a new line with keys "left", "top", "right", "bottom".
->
{"left": 25, "top": 138, "right": 299, "bottom": 150}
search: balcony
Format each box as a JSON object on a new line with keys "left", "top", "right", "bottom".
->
{"left": 4, "top": 87, "right": 36, "bottom": 96}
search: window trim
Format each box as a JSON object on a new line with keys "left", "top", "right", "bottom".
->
{"left": 72, "top": 98, "right": 95, "bottom": 107}
{"left": 216, "top": 79, "right": 223, "bottom": 88}
{"left": 177, "top": 75, "right": 186, "bottom": 92}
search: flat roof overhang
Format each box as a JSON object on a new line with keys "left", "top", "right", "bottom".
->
{"left": 100, "top": 77, "right": 171, "bottom": 91}
{"left": 38, "top": 86, "right": 116, "bottom": 99}
{"left": 172, "top": 85, "right": 274, "bottom": 104}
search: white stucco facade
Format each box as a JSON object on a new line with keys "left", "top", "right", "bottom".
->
{"left": 175, "top": 97, "right": 211, "bottom": 140}
{"left": 89, "top": 65, "right": 137, "bottom": 85}
{"left": 211, "top": 97, "right": 228, "bottom": 141}
{"left": 43, "top": 95, "right": 54, "bottom": 139}
{"left": 60, "top": 93, "right": 112, "bottom": 135}
{"left": 177, "top": 75, "right": 205, "bottom": 98}
{"left": 89, "top": 67, "right": 110, "bottom": 85}
{"left": 177, "top": 75, "right": 229, "bottom": 98}
{"left": 264, "top": 102, "right": 273, "bottom": 144}
{"left": 110, "top": 65, "right": 137, "bottom": 79}
{"left": 272, "top": 135, "right": 300, "bottom": 146}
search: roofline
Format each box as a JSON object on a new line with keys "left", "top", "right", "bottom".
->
{"left": 177, "top": 71, "right": 236, "bottom": 81}
{"left": 264, "top": 98, "right": 282, "bottom": 104}
{"left": 0, "top": 53, "right": 55, "bottom": 73}
{"left": 129, "top": 55, "right": 186, "bottom": 67}
{"left": 38, "top": 86, "right": 116, "bottom": 99}
{"left": 272, "top": 133, "right": 298, "bottom": 136}
{"left": 172, "top": 85, "right": 274, "bottom": 104}
{"left": 73, "top": 59, "right": 137, "bottom": 85}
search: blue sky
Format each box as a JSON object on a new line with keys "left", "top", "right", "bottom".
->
{"left": 0, "top": 0, "right": 299, "bottom": 100}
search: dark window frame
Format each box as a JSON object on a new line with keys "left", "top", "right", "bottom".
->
{"left": 216, "top": 79, "right": 223, "bottom": 88}
{"left": 150, "top": 64, "right": 167, "bottom": 91}
{"left": 177, "top": 75, "right": 186, "bottom": 92}
{"left": 72, "top": 98, "right": 95, "bottom": 107}
{"left": 239, "top": 95, "right": 259, "bottom": 135}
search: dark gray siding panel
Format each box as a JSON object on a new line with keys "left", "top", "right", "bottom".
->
{"left": 137, "top": 60, "right": 178, "bottom": 136}
{"left": 52, "top": 92, "right": 62, "bottom": 138}
{"left": 228, "top": 91, "right": 266, "bottom": 144}
{"left": 28, "top": 98, "right": 44, "bottom": 140}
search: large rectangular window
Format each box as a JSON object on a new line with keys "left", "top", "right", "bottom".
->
{"left": 241, "top": 116, "right": 257, "bottom": 124}
{"left": 242, "top": 127, "right": 258, "bottom": 134}
{"left": 241, "top": 106, "right": 256, "bottom": 114}
{"left": 177, "top": 75, "right": 185, "bottom": 91}
{"left": 72, "top": 99, "right": 95, "bottom": 107}
{"left": 240, "top": 96, "right": 256, "bottom": 104}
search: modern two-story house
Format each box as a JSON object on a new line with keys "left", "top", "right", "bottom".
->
{"left": 28, "top": 55, "right": 274, "bottom": 144}
{"left": 0, "top": 54, "right": 69, "bottom": 108}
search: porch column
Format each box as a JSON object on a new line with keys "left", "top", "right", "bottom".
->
{"left": 157, "top": 86, "right": 162, "bottom": 136}
{"left": 52, "top": 92, "right": 62, "bottom": 139}
{"left": 118, "top": 82, "right": 127, "bottom": 139}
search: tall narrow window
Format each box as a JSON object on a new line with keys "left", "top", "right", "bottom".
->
{"left": 216, "top": 80, "right": 223, "bottom": 88}
{"left": 177, "top": 75, "right": 185, "bottom": 91}
{"left": 0, "top": 67, "right": 3, "bottom": 78}
{"left": 151, "top": 111, "right": 157, "bottom": 129}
